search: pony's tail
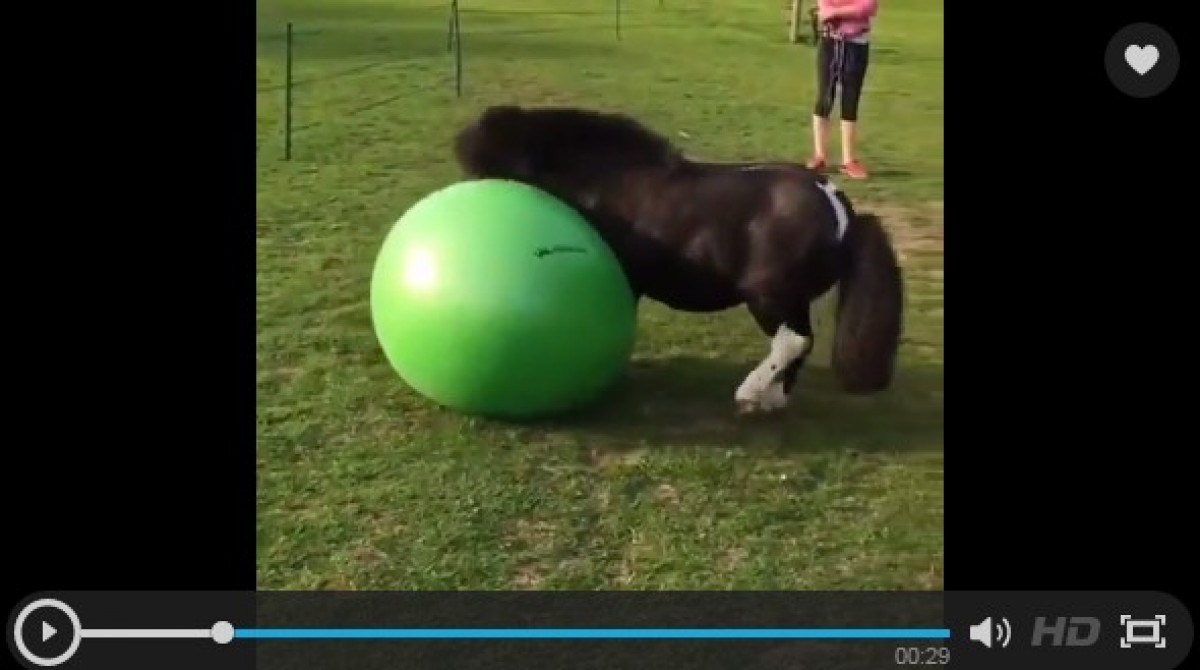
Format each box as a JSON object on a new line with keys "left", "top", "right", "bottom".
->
{"left": 831, "top": 212, "right": 904, "bottom": 394}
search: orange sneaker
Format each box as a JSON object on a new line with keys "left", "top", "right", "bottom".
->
{"left": 840, "top": 160, "right": 869, "bottom": 179}
{"left": 805, "top": 156, "right": 827, "bottom": 172}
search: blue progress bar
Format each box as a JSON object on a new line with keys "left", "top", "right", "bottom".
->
{"left": 236, "top": 628, "right": 951, "bottom": 640}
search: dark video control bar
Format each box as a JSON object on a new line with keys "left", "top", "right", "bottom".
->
{"left": 6, "top": 591, "right": 1193, "bottom": 670}
{"left": 946, "top": 591, "right": 1192, "bottom": 670}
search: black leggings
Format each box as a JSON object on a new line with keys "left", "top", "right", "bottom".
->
{"left": 813, "top": 36, "right": 871, "bottom": 122}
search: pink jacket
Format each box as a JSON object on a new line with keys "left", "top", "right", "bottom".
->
{"left": 818, "top": 0, "right": 879, "bottom": 39}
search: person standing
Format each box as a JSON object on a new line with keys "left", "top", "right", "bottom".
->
{"left": 806, "top": 0, "right": 879, "bottom": 180}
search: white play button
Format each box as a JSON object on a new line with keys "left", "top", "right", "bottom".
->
{"left": 14, "top": 598, "right": 82, "bottom": 666}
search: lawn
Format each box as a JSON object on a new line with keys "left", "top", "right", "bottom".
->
{"left": 256, "top": 0, "right": 943, "bottom": 590}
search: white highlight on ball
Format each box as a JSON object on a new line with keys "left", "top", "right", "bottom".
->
{"left": 402, "top": 246, "right": 439, "bottom": 292}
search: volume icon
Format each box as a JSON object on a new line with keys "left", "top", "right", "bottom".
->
{"left": 969, "top": 616, "right": 1012, "bottom": 649}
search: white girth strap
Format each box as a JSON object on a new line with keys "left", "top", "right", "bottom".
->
{"left": 735, "top": 165, "right": 852, "bottom": 240}
{"left": 815, "top": 179, "right": 851, "bottom": 240}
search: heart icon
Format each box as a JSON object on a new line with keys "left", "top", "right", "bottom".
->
{"left": 1125, "top": 45, "right": 1159, "bottom": 75}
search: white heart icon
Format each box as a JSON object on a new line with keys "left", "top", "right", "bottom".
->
{"left": 1125, "top": 44, "right": 1159, "bottom": 75}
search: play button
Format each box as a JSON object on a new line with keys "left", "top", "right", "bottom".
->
{"left": 9, "top": 598, "right": 81, "bottom": 667}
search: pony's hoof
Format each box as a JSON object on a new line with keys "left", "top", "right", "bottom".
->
{"left": 736, "top": 399, "right": 787, "bottom": 416}
{"left": 736, "top": 384, "right": 789, "bottom": 415}
{"left": 736, "top": 399, "right": 762, "bottom": 416}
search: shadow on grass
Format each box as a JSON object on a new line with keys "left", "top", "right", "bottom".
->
{"left": 465, "top": 8, "right": 618, "bottom": 17}
{"left": 255, "top": 25, "right": 627, "bottom": 100}
{"left": 258, "top": 2, "right": 450, "bottom": 27}
{"left": 256, "top": 28, "right": 325, "bottom": 43}
{"left": 273, "top": 25, "right": 620, "bottom": 62}
{"left": 257, "top": 60, "right": 396, "bottom": 93}
{"left": 537, "top": 356, "right": 943, "bottom": 453}
{"left": 866, "top": 166, "right": 912, "bottom": 179}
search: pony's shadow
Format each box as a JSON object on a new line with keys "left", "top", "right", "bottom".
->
{"left": 541, "top": 356, "right": 943, "bottom": 454}
{"left": 865, "top": 166, "right": 911, "bottom": 179}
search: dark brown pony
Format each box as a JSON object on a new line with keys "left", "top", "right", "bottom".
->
{"left": 453, "top": 105, "right": 903, "bottom": 414}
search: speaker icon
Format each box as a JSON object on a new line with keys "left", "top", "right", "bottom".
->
{"left": 969, "top": 616, "right": 1013, "bottom": 649}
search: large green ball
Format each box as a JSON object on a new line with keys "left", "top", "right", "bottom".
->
{"left": 370, "top": 179, "right": 637, "bottom": 419}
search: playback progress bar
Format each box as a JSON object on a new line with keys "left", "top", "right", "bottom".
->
{"left": 236, "top": 627, "right": 952, "bottom": 640}
{"left": 10, "top": 598, "right": 948, "bottom": 666}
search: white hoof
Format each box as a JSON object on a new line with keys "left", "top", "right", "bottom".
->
{"left": 735, "top": 383, "right": 790, "bottom": 415}
{"left": 760, "top": 383, "right": 789, "bottom": 411}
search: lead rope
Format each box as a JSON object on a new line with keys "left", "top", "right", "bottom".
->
{"left": 824, "top": 24, "right": 845, "bottom": 113}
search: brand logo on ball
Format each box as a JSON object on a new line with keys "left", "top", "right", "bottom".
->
{"left": 533, "top": 245, "right": 587, "bottom": 258}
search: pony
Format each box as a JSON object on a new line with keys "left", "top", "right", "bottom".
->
{"left": 452, "top": 105, "right": 903, "bottom": 415}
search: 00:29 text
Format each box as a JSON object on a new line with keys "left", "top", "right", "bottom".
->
{"left": 894, "top": 646, "right": 950, "bottom": 665}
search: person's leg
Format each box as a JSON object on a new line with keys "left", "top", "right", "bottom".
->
{"left": 808, "top": 36, "right": 837, "bottom": 170}
{"left": 838, "top": 41, "right": 872, "bottom": 179}
{"left": 810, "top": 118, "right": 830, "bottom": 170}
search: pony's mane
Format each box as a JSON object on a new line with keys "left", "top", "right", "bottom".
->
{"left": 522, "top": 107, "right": 682, "bottom": 167}
{"left": 462, "top": 105, "right": 684, "bottom": 175}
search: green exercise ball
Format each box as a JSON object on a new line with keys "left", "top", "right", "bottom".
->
{"left": 370, "top": 179, "right": 637, "bottom": 419}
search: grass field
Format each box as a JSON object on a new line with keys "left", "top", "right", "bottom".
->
{"left": 256, "top": 0, "right": 943, "bottom": 590}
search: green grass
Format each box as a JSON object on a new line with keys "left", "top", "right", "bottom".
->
{"left": 256, "top": 0, "right": 943, "bottom": 590}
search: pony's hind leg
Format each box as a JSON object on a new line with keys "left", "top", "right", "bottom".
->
{"left": 734, "top": 303, "right": 815, "bottom": 414}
